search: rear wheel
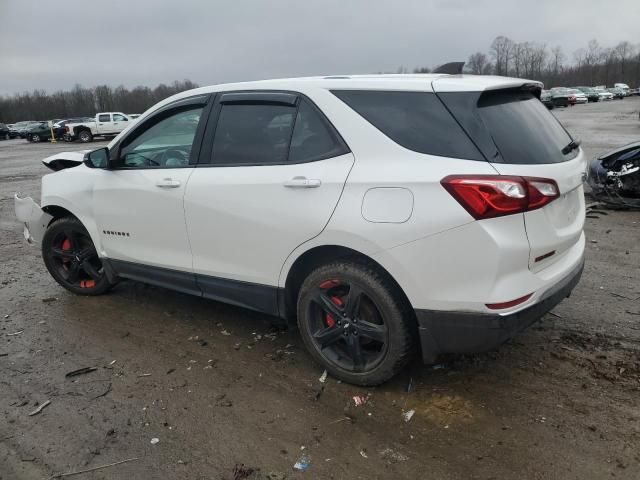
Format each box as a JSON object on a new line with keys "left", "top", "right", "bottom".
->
{"left": 297, "top": 261, "right": 415, "bottom": 385}
{"left": 78, "top": 130, "right": 93, "bottom": 143}
{"left": 42, "top": 217, "right": 113, "bottom": 295}
{"left": 31, "top": 134, "right": 41, "bottom": 143}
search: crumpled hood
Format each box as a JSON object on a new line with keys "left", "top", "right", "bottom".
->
{"left": 42, "top": 150, "right": 91, "bottom": 171}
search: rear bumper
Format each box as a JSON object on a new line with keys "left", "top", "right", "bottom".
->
{"left": 415, "top": 256, "right": 584, "bottom": 363}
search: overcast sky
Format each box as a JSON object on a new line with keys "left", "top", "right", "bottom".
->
{"left": 1, "top": 0, "right": 639, "bottom": 96}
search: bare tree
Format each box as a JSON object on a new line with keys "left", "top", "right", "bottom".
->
{"left": 467, "top": 52, "right": 490, "bottom": 75}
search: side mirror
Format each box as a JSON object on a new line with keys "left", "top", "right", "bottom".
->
{"left": 84, "top": 147, "right": 109, "bottom": 169}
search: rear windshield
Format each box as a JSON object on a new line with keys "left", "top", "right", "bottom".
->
{"left": 476, "top": 90, "right": 574, "bottom": 164}
{"left": 332, "top": 90, "right": 483, "bottom": 160}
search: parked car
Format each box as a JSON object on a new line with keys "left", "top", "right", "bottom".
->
{"left": 64, "top": 112, "right": 133, "bottom": 142}
{"left": 540, "top": 90, "right": 554, "bottom": 109}
{"left": 607, "top": 87, "right": 625, "bottom": 100}
{"left": 10, "top": 121, "right": 41, "bottom": 138}
{"left": 549, "top": 87, "right": 572, "bottom": 107}
{"left": 614, "top": 83, "right": 631, "bottom": 96}
{"left": 575, "top": 86, "right": 600, "bottom": 102}
{"left": 15, "top": 75, "right": 586, "bottom": 385}
{"left": 587, "top": 141, "right": 640, "bottom": 209}
{"left": 0, "top": 123, "right": 10, "bottom": 140}
{"left": 593, "top": 88, "right": 614, "bottom": 101}
{"left": 566, "top": 89, "right": 588, "bottom": 104}
{"left": 25, "top": 122, "right": 56, "bottom": 142}
{"left": 53, "top": 118, "right": 94, "bottom": 139}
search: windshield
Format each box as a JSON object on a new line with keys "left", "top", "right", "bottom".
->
{"left": 476, "top": 90, "right": 575, "bottom": 164}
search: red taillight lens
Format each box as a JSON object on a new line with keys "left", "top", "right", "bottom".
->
{"left": 441, "top": 175, "right": 559, "bottom": 220}
{"left": 486, "top": 293, "right": 533, "bottom": 310}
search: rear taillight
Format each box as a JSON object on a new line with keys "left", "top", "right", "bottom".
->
{"left": 64, "top": 126, "right": 69, "bottom": 132}
{"left": 441, "top": 175, "right": 559, "bottom": 220}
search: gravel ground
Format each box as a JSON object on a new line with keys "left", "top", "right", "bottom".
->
{"left": 1, "top": 98, "right": 639, "bottom": 480}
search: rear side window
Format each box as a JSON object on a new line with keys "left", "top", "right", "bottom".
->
{"left": 98, "top": 114, "right": 110, "bottom": 122}
{"left": 476, "top": 90, "right": 574, "bottom": 164}
{"left": 289, "top": 99, "right": 346, "bottom": 163}
{"left": 211, "top": 104, "right": 295, "bottom": 165}
{"left": 332, "top": 90, "right": 483, "bottom": 160}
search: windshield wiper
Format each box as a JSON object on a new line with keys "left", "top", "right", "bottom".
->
{"left": 562, "top": 139, "right": 581, "bottom": 155}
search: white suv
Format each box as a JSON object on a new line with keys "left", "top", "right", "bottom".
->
{"left": 15, "top": 75, "right": 586, "bottom": 385}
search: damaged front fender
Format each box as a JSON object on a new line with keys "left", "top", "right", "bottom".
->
{"left": 587, "top": 141, "right": 640, "bottom": 209}
{"left": 14, "top": 194, "right": 53, "bottom": 244}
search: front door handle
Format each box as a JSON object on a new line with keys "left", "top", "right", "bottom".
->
{"left": 284, "top": 176, "right": 321, "bottom": 188}
{"left": 156, "top": 178, "right": 181, "bottom": 188}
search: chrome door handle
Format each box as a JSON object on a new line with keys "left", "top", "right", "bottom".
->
{"left": 284, "top": 176, "right": 321, "bottom": 188}
{"left": 156, "top": 178, "right": 181, "bottom": 188}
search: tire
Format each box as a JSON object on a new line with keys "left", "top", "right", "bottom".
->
{"left": 78, "top": 130, "right": 93, "bottom": 143}
{"left": 4, "top": 133, "right": 9, "bottom": 140}
{"left": 31, "top": 134, "right": 41, "bottom": 143}
{"left": 42, "top": 217, "right": 113, "bottom": 296}
{"left": 63, "top": 134, "right": 73, "bottom": 142}
{"left": 297, "top": 260, "right": 415, "bottom": 386}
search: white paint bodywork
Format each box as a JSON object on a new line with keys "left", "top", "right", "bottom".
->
{"left": 16, "top": 74, "right": 586, "bottom": 316}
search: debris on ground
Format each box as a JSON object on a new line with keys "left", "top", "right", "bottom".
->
{"left": 380, "top": 448, "right": 409, "bottom": 463}
{"left": 28, "top": 400, "right": 51, "bottom": 416}
{"left": 232, "top": 464, "right": 255, "bottom": 480}
{"left": 138, "top": 373, "right": 152, "bottom": 377}
{"left": 188, "top": 335, "right": 208, "bottom": 347}
{"left": 150, "top": 437, "right": 160, "bottom": 445}
{"left": 293, "top": 449, "right": 310, "bottom": 472}
{"left": 359, "top": 450, "right": 368, "bottom": 458}
{"left": 221, "top": 330, "right": 231, "bottom": 336}
{"left": 6, "top": 330, "right": 24, "bottom": 336}
{"left": 319, "top": 370, "right": 328, "bottom": 383}
{"left": 402, "top": 409, "right": 415, "bottom": 423}
{"left": 0, "top": 353, "right": 8, "bottom": 357}
{"left": 353, "top": 395, "right": 368, "bottom": 407}
{"left": 41, "top": 297, "right": 58, "bottom": 303}
{"left": 65, "top": 366, "right": 97, "bottom": 378}
{"left": 46, "top": 457, "right": 139, "bottom": 480}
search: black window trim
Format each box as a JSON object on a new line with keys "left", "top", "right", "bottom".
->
{"left": 196, "top": 90, "right": 350, "bottom": 168}
{"left": 108, "top": 94, "right": 214, "bottom": 171}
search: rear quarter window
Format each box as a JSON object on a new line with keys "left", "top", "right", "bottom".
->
{"left": 332, "top": 90, "right": 483, "bottom": 160}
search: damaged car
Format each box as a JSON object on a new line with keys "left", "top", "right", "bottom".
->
{"left": 588, "top": 141, "right": 640, "bottom": 208}
{"left": 15, "top": 74, "right": 586, "bottom": 386}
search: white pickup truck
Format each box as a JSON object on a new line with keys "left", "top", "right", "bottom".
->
{"left": 63, "top": 112, "right": 135, "bottom": 143}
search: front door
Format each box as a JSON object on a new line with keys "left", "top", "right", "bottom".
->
{"left": 92, "top": 102, "right": 208, "bottom": 291}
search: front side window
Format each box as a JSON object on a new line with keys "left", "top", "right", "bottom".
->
{"left": 211, "top": 103, "right": 295, "bottom": 165}
{"left": 98, "top": 114, "right": 110, "bottom": 122}
{"left": 113, "top": 114, "right": 128, "bottom": 122}
{"left": 118, "top": 107, "right": 203, "bottom": 168}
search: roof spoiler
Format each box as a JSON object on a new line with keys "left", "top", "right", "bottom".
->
{"left": 433, "top": 62, "right": 465, "bottom": 75}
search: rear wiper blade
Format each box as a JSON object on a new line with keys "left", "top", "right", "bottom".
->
{"left": 562, "top": 139, "right": 581, "bottom": 155}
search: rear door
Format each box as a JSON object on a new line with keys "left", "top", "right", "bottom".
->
{"left": 435, "top": 85, "right": 587, "bottom": 272}
{"left": 96, "top": 113, "right": 113, "bottom": 134}
{"left": 184, "top": 92, "right": 353, "bottom": 297}
{"left": 111, "top": 113, "right": 130, "bottom": 134}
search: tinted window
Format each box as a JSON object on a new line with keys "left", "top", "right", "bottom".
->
{"left": 113, "top": 114, "right": 128, "bottom": 122}
{"left": 118, "top": 107, "right": 203, "bottom": 168}
{"left": 211, "top": 104, "right": 295, "bottom": 165}
{"left": 476, "top": 90, "right": 574, "bottom": 164}
{"left": 98, "top": 114, "right": 110, "bottom": 122}
{"left": 332, "top": 90, "right": 482, "bottom": 160}
{"left": 289, "top": 99, "right": 345, "bottom": 163}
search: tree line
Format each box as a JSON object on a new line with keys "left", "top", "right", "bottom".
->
{"left": 0, "top": 80, "right": 199, "bottom": 123}
{"left": 407, "top": 37, "right": 640, "bottom": 89}
{"left": 467, "top": 37, "right": 640, "bottom": 88}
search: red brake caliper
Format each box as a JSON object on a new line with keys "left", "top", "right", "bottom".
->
{"left": 319, "top": 279, "right": 342, "bottom": 328}
{"left": 61, "top": 238, "right": 72, "bottom": 263}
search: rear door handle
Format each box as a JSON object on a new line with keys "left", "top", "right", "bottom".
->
{"left": 284, "top": 176, "right": 321, "bottom": 188}
{"left": 156, "top": 178, "right": 181, "bottom": 188}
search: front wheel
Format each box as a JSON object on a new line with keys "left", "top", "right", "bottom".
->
{"left": 42, "top": 217, "right": 113, "bottom": 295}
{"left": 78, "top": 130, "right": 93, "bottom": 143}
{"left": 297, "top": 261, "right": 415, "bottom": 385}
{"left": 31, "top": 134, "right": 41, "bottom": 143}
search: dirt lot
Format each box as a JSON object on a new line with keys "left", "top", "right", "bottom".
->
{"left": 1, "top": 98, "right": 639, "bottom": 480}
